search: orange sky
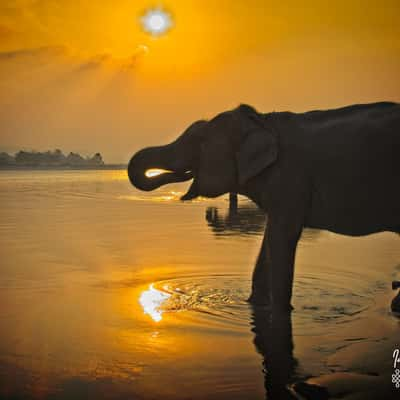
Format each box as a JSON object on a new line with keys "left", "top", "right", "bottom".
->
{"left": 0, "top": 0, "right": 399, "bottom": 162}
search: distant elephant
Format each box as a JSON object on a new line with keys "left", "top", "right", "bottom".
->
{"left": 128, "top": 102, "right": 400, "bottom": 312}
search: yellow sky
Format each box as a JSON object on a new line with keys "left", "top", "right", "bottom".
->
{"left": 0, "top": 0, "right": 399, "bottom": 162}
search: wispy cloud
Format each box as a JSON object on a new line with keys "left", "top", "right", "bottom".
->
{"left": 0, "top": 45, "right": 67, "bottom": 60}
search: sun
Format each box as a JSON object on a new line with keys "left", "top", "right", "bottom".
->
{"left": 140, "top": 8, "right": 173, "bottom": 36}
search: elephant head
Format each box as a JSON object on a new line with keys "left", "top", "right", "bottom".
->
{"left": 128, "top": 104, "right": 278, "bottom": 200}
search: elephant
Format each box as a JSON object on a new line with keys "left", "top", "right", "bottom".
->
{"left": 128, "top": 102, "right": 400, "bottom": 312}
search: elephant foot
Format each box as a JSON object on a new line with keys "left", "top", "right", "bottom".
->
{"left": 270, "top": 290, "right": 294, "bottom": 313}
{"left": 247, "top": 292, "right": 271, "bottom": 307}
{"left": 271, "top": 303, "right": 294, "bottom": 314}
{"left": 248, "top": 289, "right": 294, "bottom": 313}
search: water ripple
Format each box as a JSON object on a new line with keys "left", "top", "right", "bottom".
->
{"left": 143, "top": 271, "right": 375, "bottom": 334}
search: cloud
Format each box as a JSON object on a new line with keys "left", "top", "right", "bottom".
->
{"left": 0, "top": 45, "right": 67, "bottom": 60}
{"left": 75, "top": 53, "right": 113, "bottom": 71}
{"left": 0, "top": 44, "right": 148, "bottom": 71}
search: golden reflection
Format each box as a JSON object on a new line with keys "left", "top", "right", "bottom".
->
{"left": 110, "top": 170, "right": 129, "bottom": 181}
{"left": 118, "top": 191, "right": 184, "bottom": 202}
{"left": 145, "top": 169, "right": 171, "bottom": 178}
{"left": 139, "top": 284, "right": 171, "bottom": 322}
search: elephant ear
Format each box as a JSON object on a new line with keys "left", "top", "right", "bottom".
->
{"left": 235, "top": 104, "right": 278, "bottom": 185}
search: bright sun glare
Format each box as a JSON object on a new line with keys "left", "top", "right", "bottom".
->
{"left": 141, "top": 8, "right": 173, "bottom": 36}
{"left": 139, "top": 284, "right": 171, "bottom": 322}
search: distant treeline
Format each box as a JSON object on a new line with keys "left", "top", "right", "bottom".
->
{"left": 0, "top": 149, "right": 105, "bottom": 168}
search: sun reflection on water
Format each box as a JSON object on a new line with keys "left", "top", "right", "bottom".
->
{"left": 145, "top": 169, "right": 171, "bottom": 178}
{"left": 119, "top": 191, "right": 184, "bottom": 202}
{"left": 139, "top": 284, "right": 171, "bottom": 322}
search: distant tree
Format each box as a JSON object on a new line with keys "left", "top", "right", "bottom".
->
{"left": 0, "top": 152, "right": 15, "bottom": 165}
{"left": 15, "top": 150, "right": 66, "bottom": 166}
{"left": 87, "top": 152, "right": 104, "bottom": 166}
{"left": 15, "top": 150, "right": 36, "bottom": 165}
{"left": 9, "top": 149, "right": 106, "bottom": 167}
{"left": 66, "top": 152, "right": 86, "bottom": 166}
{"left": 52, "top": 149, "right": 66, "bottom": 164}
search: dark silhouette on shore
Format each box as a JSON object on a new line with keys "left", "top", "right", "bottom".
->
{"left": 392, "top": 281, "right": 400, "bottom": 313}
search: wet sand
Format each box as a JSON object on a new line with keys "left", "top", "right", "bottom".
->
{"left": 295, "top": 287, "right": 400, "bottom": 399}
{"left": 0, "top": 170, "right": 399, "bottom": 399}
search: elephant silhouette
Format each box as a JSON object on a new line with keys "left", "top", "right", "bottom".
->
{"left": 128, "top": 102, "right": 400, "bottom": 312}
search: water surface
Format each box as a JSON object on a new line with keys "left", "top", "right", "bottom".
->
{"left": 0, "top": 170, "right": 399, "bottom": 399}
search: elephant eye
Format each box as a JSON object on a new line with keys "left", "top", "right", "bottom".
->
{"left": 145, "top": 169, "right": 171, "bottom": 177}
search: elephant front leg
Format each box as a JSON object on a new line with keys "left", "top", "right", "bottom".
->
{"left": 248, "top": 228, "right": 272, "bottom": 306}
{"left": 268, "top": 218, "right": 302, "bottom": 312}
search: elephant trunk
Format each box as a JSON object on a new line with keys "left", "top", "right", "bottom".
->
{"left": 127, "top": 144, "right": 193, "bottom": 191}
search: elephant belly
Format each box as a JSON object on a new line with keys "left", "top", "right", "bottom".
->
{"left": 306, "top": 174, "right": 400, "bottom": 236}
{"left": 305, "top": 121, "right": 400, "bottom": 235}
